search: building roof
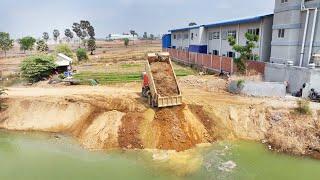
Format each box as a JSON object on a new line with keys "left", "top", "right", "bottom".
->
{"left": 169, "top": 13, "right": 273, "bottom": 33}
{"left": 55, "top": 53, "right": 73, "bottom": 67}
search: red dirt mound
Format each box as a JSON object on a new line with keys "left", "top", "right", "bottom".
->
{"left": 118, "top": 112, "right": 144, "bottom": 149}
{"left": 153, "top": 104, "right": 202, "bottom": 152}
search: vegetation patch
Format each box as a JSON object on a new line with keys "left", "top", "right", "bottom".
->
{"left": 20, "top": 55, "right": 57, "bottom": 83}
{"left": 294, "top": 100, "right": 312, "bottom": 115}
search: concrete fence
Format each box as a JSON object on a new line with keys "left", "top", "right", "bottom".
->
{"left": 164, "top": 48, "right": 265, "bottom": 75}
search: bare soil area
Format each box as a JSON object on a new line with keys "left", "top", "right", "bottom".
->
{"left": 0, "top": 78, "right": 319, "bottom": 158}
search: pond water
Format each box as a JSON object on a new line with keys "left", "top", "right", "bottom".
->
{"left": 0, "top": 130, "right": 319, "bottom": 180}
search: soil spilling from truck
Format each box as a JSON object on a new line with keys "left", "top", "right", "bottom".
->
{"left": 150, "top": 61, "right": 179, "bottom": 96}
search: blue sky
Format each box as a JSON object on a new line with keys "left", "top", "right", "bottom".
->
{"left": 0, "top": 0, "right": 274, "bottom": 39}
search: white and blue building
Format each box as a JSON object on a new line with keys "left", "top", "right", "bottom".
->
{"left": 164, "top": 0, "right": 320, "bottom": 67}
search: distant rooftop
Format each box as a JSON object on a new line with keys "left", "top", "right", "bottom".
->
{"left": 169, "top": 13, "right": 274, "bottom": 32}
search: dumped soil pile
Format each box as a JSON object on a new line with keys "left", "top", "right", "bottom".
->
{"left": 153, "top": 104, "right": 211, "bottom": 152}
{"left": 150, "top": 61, "right": 179, "bottom": 96}
{"left": 118, "top": 113, "right": 144, "bottom": 149}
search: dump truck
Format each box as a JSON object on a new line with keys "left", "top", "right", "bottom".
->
{"left": 142, "top": 52, "right": 182, "bottom": 108}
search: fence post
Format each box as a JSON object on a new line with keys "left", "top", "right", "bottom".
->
{"left": 201, "top": 54, "right": 204, "bottom": 66}
{"left": 220, "top": 56, "right": 222, "bottom": 72}
{"left": 231, "top": 58, "right": 233, "bottom": 74}
{"left": 210, "top": 55, "right": 213, "bottom": 69}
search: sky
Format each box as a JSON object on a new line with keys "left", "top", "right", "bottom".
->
{"left": 0, "top": 0, "right": 274, "bottom": 39}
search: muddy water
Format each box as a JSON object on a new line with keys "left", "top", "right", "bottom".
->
{"left": 0, "top": 130, "right": 319, "bottom": 180}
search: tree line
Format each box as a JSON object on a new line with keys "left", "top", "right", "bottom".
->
{"left": 0, "top": 20, "right": 96, "bottom": 57}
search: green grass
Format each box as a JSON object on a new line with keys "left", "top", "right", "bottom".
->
{"left": 73, "top": 67, "right": 196, "bottom": 85}
{"left": 73, "top": 72, "right": 141, "bottom": 84}
{"left": 120, "top": 63, "right": 144, "bottom": 68}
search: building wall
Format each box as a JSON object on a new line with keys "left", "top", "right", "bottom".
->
{"left": 271, "top": 0, "right": 320, "bottom": 67}
{"left": 206, "top": 16, "right": 273, "bottom": 62}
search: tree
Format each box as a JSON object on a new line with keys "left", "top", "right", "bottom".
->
{"left": 87, "top": 38, "right": 96, "bottom": 55}
{"left": 130, "top": 30, "right": 136, "bottom": 45}
{"left": 124, "top": 38, "right": 129, "bottom": 48}
{"left": 36, "top": 40, "right": 49, "bottom": 53}
{"left": 43, "top": 32, "right": 49, "bottom": 42}
{"left": 20, "top": 55, "right": 57, "bottom": 82}
{"left": 76, "top": 48, "right": 88, "bottom": 61}
{"left": 55, "top": 44, "right": 73, "bottom": 58}
{"left": 149, "top": 34, "right": 155, "bottom": 44}
{"left": 189, "top": 22, "right": 197, "bottom": 26}
{"left": 87, "top": 26, "right": 95, "bottom": 38}
{"left": 72, "top": 20, "right": 95, "bottom": 47}
{"left": 143, "top": 32, "right": 148, "bottom": 39}
{"left": 0, "top": 32, "right": 14, "bottom": 57}
{"left": 53, "top": 29, "right": 60, "bottom": 43}
{"left": 64, "top": 29, "right": 74, "bottom": 42}
{"left": 228, "top": 32, "right": 259, "bottom": 74}
{"left": 18, "top": 36, "right": 36, "bottom": 53}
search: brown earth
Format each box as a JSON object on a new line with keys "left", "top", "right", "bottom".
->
{"left": 150, "top": 61, "right": 179, "bottom": 96}
{"left": 0, "top": 77, "right": 320, "bottom": 158}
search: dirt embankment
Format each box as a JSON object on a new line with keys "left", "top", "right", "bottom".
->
{"left": 0, "top": 95, "right": 214, "bottom": 152}
{"left": 1, "top": 85, "right": 319, "bottom": 157}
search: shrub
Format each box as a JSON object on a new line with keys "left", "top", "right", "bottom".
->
{"left": 295, "top": 100, "right": 312, "bottom": 115}
{"left": 55, "top": 44, "right": 73, "bottom": 58}
{"left": 124, "top": 38, "right": 129, "bottom": 47}
{"left": 0, "top": 87, "right": 7, "bottom": 111}
{"left": 76, "top": 48, "right": 88, "bottom": 61}
{"left": 36, "top": 40, "right": 49, "bottom": 53}
{"left": 237, "top": 79, "right": 245, "bottom": 88}
{"left": 20, "top": 55, "right": 57, "bottom": 82}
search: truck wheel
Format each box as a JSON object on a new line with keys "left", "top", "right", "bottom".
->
{"left": 148, "top": 94, "right": 153, "bottom": 107}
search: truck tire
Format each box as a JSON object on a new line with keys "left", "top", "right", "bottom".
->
{"left": 148, "top": 94, "right": 153, "bottom": 107}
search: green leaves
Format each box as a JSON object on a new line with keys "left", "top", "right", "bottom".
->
{"left": 76, "top": 48, "right": 88, "bottom": 61}
{"left": 55, "top": 44, "right": 74, "bottom": 58}
{"left": 0, "top": 32, "right": 14, "bottom": 56}
{"left": 228, "top": 32, "right": 259, "bottom": 74}
{"left": 36, "top": 40, "right": 49, "bottom": 53}
{"left": 19, "top": 36, "right": 36, "bottom": 52}
{"left": 20, "top": 55, "right": 57, "bottom": 82}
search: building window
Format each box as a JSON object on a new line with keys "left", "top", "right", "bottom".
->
{"left": 278, "top": 29, "right": 285, "bottom": 38}
{"left": 248, "top": 28, "right": 260, "bottom": 36}
{"left": 191, "top": 33, "right": 194, "bottom": 40}
{"left": 281, "top": 0, "right": 288, "bottom": 3}
{"left": 212, "top": 50, "right": 219, "bottom": 56}
{"left": 183, "top": 34, "right": 188, "bottom": 40}
{"left": 213, "top": 32, "right": 220, "bottom": 39}
{"left": 177, "top": 34, "right": 181, "bottom": 40}
{"left": 222, "top": 31, "right": 228, "bottom": 40}
{"left": 209, "top": 32, "right": 213, "bottom": 40}
{"left": 173, "top": 35, "right": 176, "bottom": 39}
{"left": 227, "top": 51, "right": 235, "bottom": 58}
{"left": 227, "top": 30, "right": 237, "bottom": 39}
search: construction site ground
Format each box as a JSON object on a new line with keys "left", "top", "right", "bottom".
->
{"left": 0, "top": 40, "right": 320, "bottom": 159}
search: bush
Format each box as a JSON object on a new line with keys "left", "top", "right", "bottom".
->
{"left": 55, "top": 44, "right": 73, "bottom": 58}
{"left": 0, "top": 87, "right": 7, "bottom": 111}
{"left": 295, "top": 100, "right": 312, "bottom": 115}
{"left": 20, "top": 55, "right": 57, "bottom": 82}
{"left": 76, "top": 48, "right": 88, "bottom": 61}
{"left": 124, "top": 38, "right": 129, "bottom": 47}
{"left": 36, "top": 40, "right": 49, "bottom": 53}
